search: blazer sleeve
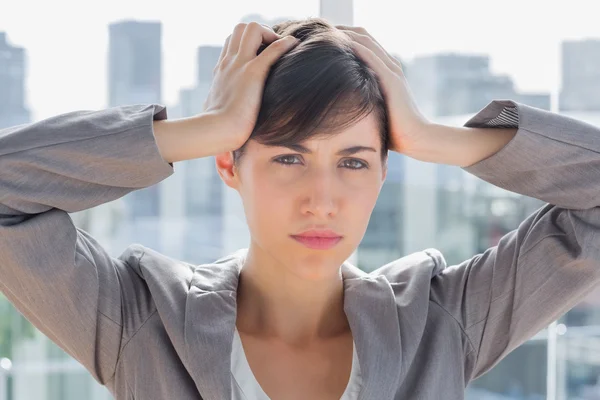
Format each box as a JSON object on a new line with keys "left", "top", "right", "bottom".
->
{"left": 428, "top": 100, "right": 600, "bottom": 381}
{"left": 0, "top": 104, "right": 174, "bottom": 384}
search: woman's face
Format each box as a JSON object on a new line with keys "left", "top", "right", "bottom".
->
{"left": 217, "top": 112, "right": 387, "bottom": 280}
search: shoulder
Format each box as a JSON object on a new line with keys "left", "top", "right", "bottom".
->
{"left": 368, "top": 248, "right": 447, "bottom": 284}
{"left": 119, "top": 243, "right": 197, "bottom": 283}
{"left": 119, "top": 244, "right": 246, "bottom": 296}
{"left": 116, "top": 244, "right": 197, "bottom": 325}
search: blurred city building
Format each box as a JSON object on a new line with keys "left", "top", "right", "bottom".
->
{"left": 0, "top": 32, "right": 29, "bottom": 129}
{"left": 4, "top": 12, "right": 600, "bottom": 400}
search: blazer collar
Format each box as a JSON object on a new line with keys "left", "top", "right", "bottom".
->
{"left": 181, "top": 248, "right": 404, "bottom": 400}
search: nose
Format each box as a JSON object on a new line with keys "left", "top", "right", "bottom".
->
{"left": 299, "top": 169, "right": 339, "bottom": 218}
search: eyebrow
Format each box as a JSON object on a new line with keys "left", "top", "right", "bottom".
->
{"left": 279, "top": 144, "right": 378, "bottom": 156}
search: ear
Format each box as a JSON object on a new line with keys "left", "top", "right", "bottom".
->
{"left": 215, "top": 151, "right": 240, "bottom": 190}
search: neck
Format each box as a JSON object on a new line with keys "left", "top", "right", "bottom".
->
{"left": 235, "top": 243, "right": 350, "bottom": 345}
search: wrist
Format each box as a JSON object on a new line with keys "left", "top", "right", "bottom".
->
{"left": 153, "top": 112, "right": 241, "bottom": 163}
{"left": 394, "top": 121, "right": 436, "bottom": 159}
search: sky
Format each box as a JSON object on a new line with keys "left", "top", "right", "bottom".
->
{"left": 1, "top": 0, "right": 599, "bottom": 120}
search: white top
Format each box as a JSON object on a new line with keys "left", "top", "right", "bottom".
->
{"left": 231, "top": 327, "right": 362, "bottom": 400}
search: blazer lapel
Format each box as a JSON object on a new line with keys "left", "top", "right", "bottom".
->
{"left": 183, "top": 250, "right": 245, "bottom": 400}
{"left": 341, "top": 263, "right": 403, "bottom": 400}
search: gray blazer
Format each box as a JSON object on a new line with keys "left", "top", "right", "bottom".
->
{"left": 0, "top": 100, "right": 599, "bottom": 400}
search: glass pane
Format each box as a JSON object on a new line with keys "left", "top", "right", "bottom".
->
{"left": 2, "top": 0, "right": 600, "bottom": 399}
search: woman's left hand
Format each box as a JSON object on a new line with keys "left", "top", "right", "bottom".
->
{"left": 335, "top": 25, "right": 430, "bottom": 155}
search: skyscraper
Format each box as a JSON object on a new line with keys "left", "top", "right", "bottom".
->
{"left": 560, "top": 39, "right": 600, "bottom": 111}
{"left": 0, "top": 32, "right": 30, "bottom": 129}
{"left": 197, "top": 46, "right": 222, "bottom": 83}
{"left": 108, "top": 20, "right": 162, "bottom": 107}
{"left": 407, "top": 53, "right": 550, "bottom": 118}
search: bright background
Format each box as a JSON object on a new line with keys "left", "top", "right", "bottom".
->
{"left": 2, "top": 1, "right": 600, "bottom": 399}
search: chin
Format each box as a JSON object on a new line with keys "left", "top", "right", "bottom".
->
{"left": 286, "top": 250, "right": 349, "bottom": 280}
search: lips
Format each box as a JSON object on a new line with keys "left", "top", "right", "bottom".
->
{"left": 293, "top": 229, "right": 341, "bottom": 238}
{"left": 290, "top": 229, "right": 343, "bottom": 250}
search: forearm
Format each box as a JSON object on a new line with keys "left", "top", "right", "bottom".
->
{"left": 153, "top": 111, "right": 237, "bottom": 163}
{"left": 0, "top": 104, "right": 174, "bottom": 216}
{"left": 404, "top": 123, "right": 518, "bottom": 168}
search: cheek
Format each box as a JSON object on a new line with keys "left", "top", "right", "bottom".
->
{"left": 240, "top": 168, "right": 292, "bottom": 235}
{"left": 349, "top": 185, "right": 380, "bottom": 226}
{"left": 253, "top": 185, "right": 289, "bottom": 220}
{"left": 341, "top": 172, "right": 382, "bottom": 230}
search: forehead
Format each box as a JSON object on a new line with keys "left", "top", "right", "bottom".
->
{"left": 329, "top": 111, "right": 381, "bottom": 143}
{"left": 248, "top": 111, "right": 381, "bottom": 153}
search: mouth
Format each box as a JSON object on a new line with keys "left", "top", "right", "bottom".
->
{"left": 289, "top": 235, "right": 343, "bottom": 250}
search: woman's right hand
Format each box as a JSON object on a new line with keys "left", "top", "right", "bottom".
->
{"left": 202, "top": 22, "right": 300, "bottom": 151}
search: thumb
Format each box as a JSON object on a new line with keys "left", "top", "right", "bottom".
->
{"left": 255, "top": 36, "right": 299, "bottom": 69}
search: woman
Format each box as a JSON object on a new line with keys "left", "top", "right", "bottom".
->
{"left": 0, "top": 17, "right": 599, "bottom": 400}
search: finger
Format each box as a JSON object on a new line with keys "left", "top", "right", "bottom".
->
{"left": 238, "top": 22, "right": 283, "bottom": 61}
{"left": 343, "top": 30, "right": 403, "bottom": 75}
{"left": 338, "top": 26, "right": 386, "bottom": 52}
{"left": 259, "top": 23, "right": 275, "bottom": 31}
{"left": 348, "top": 40, "right": 395, "bottom": 93}
{"left": 336, "top": 25, "right": 376, "bottom": 44}
{"left": 336, "top": 26, "right": 404, "bottom": 72}
{"left": 215, "top": 34, "right": 231, "bottom": 68}
{"left": 336, "top": 25, "right": 376, "bottom": 43}
{"left": 226, "top": 23, "right": 248, "bottom": 56}
{"left": 249, "top": 35, "right": 299, "bottom": 73}
{"left": 336, "top": 26, "right": 386, "bottom": 53}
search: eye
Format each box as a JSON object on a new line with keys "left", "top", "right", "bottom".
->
{"left": 341, "top": 158, "right": 369, "bottom": 170}
{"left": 273, "top": 155, "right": 303, "bottom": 166}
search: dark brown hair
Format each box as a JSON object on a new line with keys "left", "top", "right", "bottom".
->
{"left": 232, "top": 17, "right": 390, "bottom": 165}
